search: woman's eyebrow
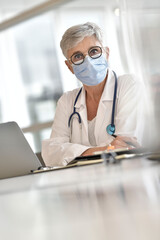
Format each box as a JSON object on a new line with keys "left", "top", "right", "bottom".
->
{"left": 71, "top": 46, "right": 98, "bottom": 56}
{"left": 72, "top": 51, "right": 83, "bottom": 56}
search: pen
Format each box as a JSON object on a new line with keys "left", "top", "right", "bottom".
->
{"left": 112, "top": 134, "right": 137, "bottom": 148}
{"left": 112, "top": 134, "right": 117, "bottom": 138}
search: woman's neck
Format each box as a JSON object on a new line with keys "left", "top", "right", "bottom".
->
{"left": 84, "top": 72, "right": 108, "bottom": 102}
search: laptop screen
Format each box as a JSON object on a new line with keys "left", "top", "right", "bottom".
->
{"left": 0, "top": 122, "right": 42, "bottom": 179}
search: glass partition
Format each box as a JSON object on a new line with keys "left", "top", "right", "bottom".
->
{"left": 0, "top": 0, "right": 48, "bottom": 22}
{"left": 0, "top": 0, "right": 159, "bottom": 152}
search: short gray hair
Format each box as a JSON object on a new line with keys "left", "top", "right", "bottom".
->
{"left": 60, "top": 22, "right": 104, "bottom": 58}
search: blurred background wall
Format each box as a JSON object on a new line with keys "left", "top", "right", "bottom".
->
{"left": 0, "top": 0, "right": 159, "bottom": 153}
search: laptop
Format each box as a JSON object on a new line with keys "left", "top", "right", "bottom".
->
{"left": 0, "top": 121, "right": 43, "bottom": 179}
{"left": 0, "top": 122, "right": 152, "bottom": 179}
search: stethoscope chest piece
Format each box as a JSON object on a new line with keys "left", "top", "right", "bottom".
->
{"left": 106, "top": 124, "right": 115, "bottom": 135}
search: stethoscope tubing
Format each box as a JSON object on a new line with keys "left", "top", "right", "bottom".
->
{"left": 68, "top": 70, "right": 118, "bottom": 135}
{"left": 68, "top": 88, "right": 82, "bottom": 127}
{"left": 111, "top": 71, "right": 117, "bottom": 126}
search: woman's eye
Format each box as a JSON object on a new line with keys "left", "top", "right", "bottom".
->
{"left": 90, "top": 48, "right": 98, "bottom": 56}
{"left": 73, "top": 53, "right": 83, "bottom": 60}
{"left": 89, "top": 47, "right": 102, "bottom": 58}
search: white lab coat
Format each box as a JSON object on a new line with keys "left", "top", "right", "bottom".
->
{"left": 42, "top": 69, "right": 145, "bottom": 166}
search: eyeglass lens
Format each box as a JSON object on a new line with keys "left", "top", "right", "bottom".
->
{"left": 71, "top": 46, "right": 102, "bottom": 65}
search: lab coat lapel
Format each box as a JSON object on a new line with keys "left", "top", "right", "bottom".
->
{"left": 75, "top": 87, "right": 89, "bottom": 145}
{"left": 94, "top": 100, "right": 106, "bottom": 145}
{"left": 94, "top": 69, "right": 115, "bottom": 145}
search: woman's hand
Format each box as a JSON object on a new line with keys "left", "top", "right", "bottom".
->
{"left": 81, "top": 136, "right": 141, "bottom": 157}
{"left": 81, "top": 146, "right": 107, "bottom": 156}
{"left": 110, "top": 136, "right": 141, "bottom": 149}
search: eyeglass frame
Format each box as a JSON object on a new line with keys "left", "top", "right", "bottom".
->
{"left": 68, "top": 46, "right": 104, "bottom": 65}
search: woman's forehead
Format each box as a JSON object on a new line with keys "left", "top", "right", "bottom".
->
{"left": 67, "top": 36, "right": 101, "bottom": 57}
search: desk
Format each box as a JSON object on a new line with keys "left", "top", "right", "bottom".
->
{"left": 0, "top": 157, "right": 160, "bottom": 240}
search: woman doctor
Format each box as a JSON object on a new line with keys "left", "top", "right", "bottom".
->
{"left": 42, "top": 22, "right": 144, "bottom": 166}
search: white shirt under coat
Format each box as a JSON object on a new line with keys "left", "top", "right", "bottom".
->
{"left": 42, "top": 69, "right": 145, "bottom": 166}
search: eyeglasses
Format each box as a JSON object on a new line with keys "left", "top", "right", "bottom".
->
{"left": 69, "top": 46, "right": 102, "bottom": 65}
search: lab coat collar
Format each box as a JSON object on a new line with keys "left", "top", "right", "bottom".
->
{"left": 74, "top": 86, "right": 86, "bottom": 109}
{"left": 101, "top": 68, "right": 117, "bottom": 102}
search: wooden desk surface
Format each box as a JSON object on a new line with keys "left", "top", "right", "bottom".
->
{"left": 0, "top": 157, "right": 160, "bottom": 240}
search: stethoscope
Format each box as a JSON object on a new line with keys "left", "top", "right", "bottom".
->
{"left": 68, "top": 70, "right": 118, "bottom": 136}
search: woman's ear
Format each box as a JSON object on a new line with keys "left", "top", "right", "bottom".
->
{"left": 105, "top": 47, "right": 110, "bottom": 60}
{"left": 65, "top": 60, "right": 74, "bottom": 74}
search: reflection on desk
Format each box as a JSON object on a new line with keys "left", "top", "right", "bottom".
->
{"left": 0, "top": 157, "right": 160, "bottom": 240}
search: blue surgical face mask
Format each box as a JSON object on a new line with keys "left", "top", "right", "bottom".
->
{"left": 72, "top": 54, "right": 108, "bottom": 86}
